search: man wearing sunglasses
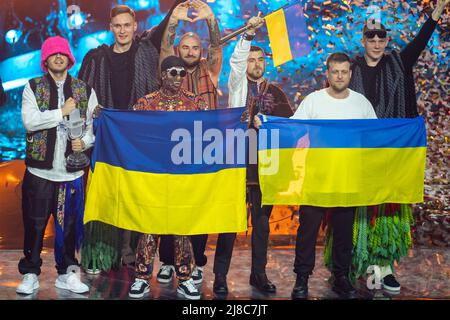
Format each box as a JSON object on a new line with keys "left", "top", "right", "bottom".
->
{"left": 160, "top": 0, "right": 222, "bottom": 110}
{"left": 157, "top": 0, "right": 226, "bottom": 291}
{"left": 128, "top": 56, "right": 207, "bottom": 300}
{"left": 348, "top": 0, "right": 449, "bottom": 293}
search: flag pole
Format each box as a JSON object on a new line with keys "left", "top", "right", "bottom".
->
{"left": 219, "top": 3, "right": 291, "bottom": 45}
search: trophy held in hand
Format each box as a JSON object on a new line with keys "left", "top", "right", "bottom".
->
{"left": 64, "top": 108, "right": 90, "bottom": 172}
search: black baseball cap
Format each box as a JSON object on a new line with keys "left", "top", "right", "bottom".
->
{"left": 161, "top": 55, "right": 186, "bottom": 72}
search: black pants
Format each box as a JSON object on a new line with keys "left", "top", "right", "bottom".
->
{"left": 248, "top": 186, "right": 273, "bottom": 274}
{"left": 19, "top": 170, "right": 79, "bottom": 276}
{"left": 159, "top": 233, "right": 237, "bottom": 275}
{"left": 294, "top": 205, "right": 355, "bottom": 277}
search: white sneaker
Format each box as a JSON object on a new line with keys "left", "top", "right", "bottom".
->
{"left": 156, "top": 264, "right": 175, "bottom": 283}
{"left": 192, "top": 266, "right": 204, "bottom": 285}
{"left": 177, "top": 278, "right": 201, "bottom": 300}
{"left": 55, "top": 272, "right": 89, "bottom": 294}
{"left": 16, "top": 273, "right": 39, "bottom": 295}
{"left": 128, "top": 279, "right": 150, "bottom": 299}
{"left": 85, "top": 268, "right": 101, "bottom": 275}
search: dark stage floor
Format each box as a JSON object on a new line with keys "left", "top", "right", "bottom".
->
{"left": 0, "top": 246, "right": 448, "bottom": 300}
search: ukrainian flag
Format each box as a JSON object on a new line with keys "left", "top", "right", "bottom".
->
{"left": 84, "top": 108, "right": 248, "bottom": 235}
{"left": 258, "top": 116, "right": 427, "bottom": 207}
{"left": 265, "top": 1, "right": 311, "bottom": 67}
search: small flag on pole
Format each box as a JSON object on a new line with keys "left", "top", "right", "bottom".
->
{"left": 265, "top": 1, "right": 311, "bottom": 67}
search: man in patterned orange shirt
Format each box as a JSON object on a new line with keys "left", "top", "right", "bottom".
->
{"left": 133, "top": 56, "right": 208, "bottom": 112}
{"left": 128, "top": 55, "right": 207, "bottom": 300}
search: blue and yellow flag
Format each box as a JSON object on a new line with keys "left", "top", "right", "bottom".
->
{"left": 265, "top": 1, "right": 311, "bottom": 67}
{"left": 258, "top": 116, "right": 427, "bottom": 207}
{"left": 84, "top": 108, "right": 248, "bottom": 235}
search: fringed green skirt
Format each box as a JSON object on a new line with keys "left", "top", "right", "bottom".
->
{"left": 80, "top": 221, "right": 140, "bottom": 272}
{"left": 324, "top": 204, "right": 414, "bottom": 280}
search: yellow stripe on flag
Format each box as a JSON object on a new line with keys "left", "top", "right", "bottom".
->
{"left": 265, "top": 9, "right": 293, "bottom": 66}
{"left": 84, "top": 163, "right": 248, "bottom": 235}
{"left": 259, "top": 147, "right": 426, "bottom": 207}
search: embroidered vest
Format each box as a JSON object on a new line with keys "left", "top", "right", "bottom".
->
{"left": 25, "top": 74, "right": 91, "bottom": 169}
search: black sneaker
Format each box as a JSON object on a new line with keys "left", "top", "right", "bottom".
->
{"left": 156, "top": 264, "right": 175, "bottom": 283}
{"left": 177, "top": 278, "right": 201, "bottom": 300}
{"left": 382, "top": 274, "right": 401, "bottom": 292}
{"left": 192, "top": 266, "right": 204, "bottom": 285}
{"left": 128, "top": 279, "right": 150, "bottom": 299}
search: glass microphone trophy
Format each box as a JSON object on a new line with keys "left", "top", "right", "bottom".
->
{"left": 64, "top": 108, "right": 90, "bottom": 172}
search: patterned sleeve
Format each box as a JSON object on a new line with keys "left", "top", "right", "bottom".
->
{"left": 133, "top": 97, "right": 147, "bottom": 111}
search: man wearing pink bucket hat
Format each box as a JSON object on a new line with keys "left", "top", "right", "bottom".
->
{"left": 16, "top": 35, "right": 98, "bottom": 296}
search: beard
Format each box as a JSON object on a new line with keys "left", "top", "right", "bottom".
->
{"left": 182, "top": 56, "right": 201, "bottom": 68}
{"left": 247, "top": 68, "right": 264, "bottom": 81}
{"left": 329, "top": 82, "right": 348, "bottom": 93}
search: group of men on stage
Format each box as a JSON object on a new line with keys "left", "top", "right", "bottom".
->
{"left": 15, "top": 0, "right": 449, "bottom": 300}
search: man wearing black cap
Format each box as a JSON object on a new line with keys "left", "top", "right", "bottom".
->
{"left": 128, "top": 56, "right": 207, "bottom": 300}
{"left": 157, "top": 1, "right": 226, "bottom": 289}
{"left": 348, "top": 0, "right": 449, "bottom": 292}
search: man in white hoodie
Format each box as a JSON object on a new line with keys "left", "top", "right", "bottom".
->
{"left": 228, "top": 14, "right": 293, "bottom": 295}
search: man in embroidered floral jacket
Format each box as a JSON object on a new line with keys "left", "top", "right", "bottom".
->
{"left": 16, "top": 36, "right": 98, "bottom": 295}
{"left": 128, "top": 55, "right": 206, "bottom": 300}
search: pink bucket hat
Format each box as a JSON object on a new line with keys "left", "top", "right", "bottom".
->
{"left": 40, "top": 36, "right": 76, "bottom": 72}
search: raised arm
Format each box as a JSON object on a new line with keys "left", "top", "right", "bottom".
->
{"left": 400, "top": 0, "right": 448, "bottom": 69}
{"left": 191, "top": 0, "right": 222, "bottom": 86}
{"left": 160, "top": 1, "right": 192, "bottom": 63}
{"left": 149, "top": 0, "right": 185, "bottom": 53}
{"left": 228, "top": 15, "right": 265, "bottom": 92}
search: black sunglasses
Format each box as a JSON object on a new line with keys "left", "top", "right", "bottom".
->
{"left": 167, "top": 68, "right": 187, "bottom": 78}
{"left": 364, "top": 30, "right": 387, "bottom": 39}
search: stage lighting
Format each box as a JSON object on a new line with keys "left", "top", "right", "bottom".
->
{"left": 138, "top": 0, "right": 150, "bottom": 8}
{"left": 5, "top": 29, "right": 23, "bottom": 45}
{"left": 68, "top": 12, "right": 85, "bottom": 29}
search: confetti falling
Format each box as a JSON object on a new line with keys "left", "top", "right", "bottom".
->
{"left": 0, "top": 0, "right": 448, "bottom": 243}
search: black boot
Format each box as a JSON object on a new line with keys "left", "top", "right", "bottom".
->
{"left": 249, "top": 273, "right": 276, "bottom": 293}
{"left": 332, "top": 275, "right": 358, "bottom": 299}
{"left": 213, "top": 273, "right": 228, "bottom": 295}
{"left": 291, "top": 274, "right": 308, "bottom": 300}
